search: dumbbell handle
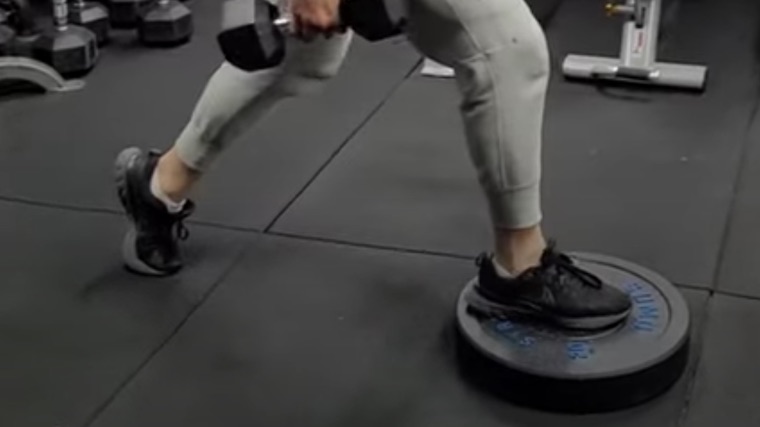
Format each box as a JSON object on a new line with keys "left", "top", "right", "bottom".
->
{"left": 270, "top": 3, "right": 404, "bottom": 41}
{"left": 270, "top": 15, "right": 344, "bottom": 33}
{"left": 606, "top": 0, "right": 646, "bottom": 27}
{"left": 53, "top": 0, "right": 69, "bottom": 29}
{"left": 273, "top": 16, "right": 288, "bottom": 30}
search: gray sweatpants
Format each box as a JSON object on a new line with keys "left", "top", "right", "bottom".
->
{"left": 174, "top": 0, "right": 550, "bottom": 229}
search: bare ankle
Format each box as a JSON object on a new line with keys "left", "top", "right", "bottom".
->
{"left": 494, "top": 225, "right": 546, "bottom": 274}
{"left": 155, "top": 149, "right": 200, "bottom": 202}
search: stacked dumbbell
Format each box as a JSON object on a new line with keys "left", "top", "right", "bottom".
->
{"left": 32, "top": 0, "right": 99, "bottom": 76}
{"left": 106, "top": 0, "right": 193, "bottom": 46}
{"left": 0, "top": 0, "right": 100, "bottom": 77}
{"left": 0, "top": 0, "right": 193, "bottom": 82}
{"left": 69, "top": 0, "right": 110, "bottom": 46}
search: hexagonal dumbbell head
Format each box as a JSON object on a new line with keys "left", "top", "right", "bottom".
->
{"left": 108, "top": 0, "right": 153, "bottom": 28}
{"left": 32, "top": 25, "right": 98, "bottom": 76}
{"left": 32, "top": 0, "right": 98, "bottom": 76}
{"left": 138, "top": 0, "right": 193, "bottom": 47}
{"left": 69, "top": 0, "right": 111, "bottom": 45}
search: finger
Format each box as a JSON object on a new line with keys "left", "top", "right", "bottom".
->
{"left": 310, "top": 13, "right": 336, "bottom": 33}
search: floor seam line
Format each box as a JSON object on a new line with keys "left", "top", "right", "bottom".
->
{"left": 79, "top": 242, "right": 253, "bottom": 427}
{"left": 0, "top": 195, "right": 122, "bottom": 215}
{"left": 265, "top": 229, "right": 472, "bottom": 260}
{"left": 709, "top": 75, "right": 760, "bottom": 291}
{"left": 8, "top": 192, "right": 760, "bottom": 299}
{"left": 262, "top": 55, "right": 424, "bottom": 233}
{"left": 708, "top": 289, "right": 760, "bottom": 302}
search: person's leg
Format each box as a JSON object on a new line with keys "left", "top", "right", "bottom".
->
{"left": 406, "top": 0, "right": 548, "bottom": 274}
{"left": 158, "top": 32, "right": 354, "bottom": 202}
{"left": 405, "top": 0, "right": 631, "bottom": 329}
{"left": 114, "top": 31, "right": 353, "bottom": 276}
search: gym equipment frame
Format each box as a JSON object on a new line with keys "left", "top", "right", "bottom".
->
{"left": 562, "top": 0, "right": 707, "bottom": 91}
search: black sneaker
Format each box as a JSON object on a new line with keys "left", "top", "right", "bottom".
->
{"left": 465, "top": 242, "right": 632, "bottom": 330}
{"left": 114, "top": 147, "right": 194, "bottom": 276}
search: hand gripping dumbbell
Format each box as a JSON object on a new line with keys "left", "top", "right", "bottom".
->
{"left": 217, "top": 0, "right": 406, "bottom": 72}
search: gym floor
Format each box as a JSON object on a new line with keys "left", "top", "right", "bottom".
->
{"left": 2, "top": 0, "right": 759, "bottom": 425}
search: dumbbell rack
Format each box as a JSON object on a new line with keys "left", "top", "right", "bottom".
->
{"left": 562, "top": 0, "right": 708, "bottom": 91}
{"left": 0, "top": 0, "right": 92, "bottom": 93}
{"left": 0, "top": 0, "right": 84, "bottom": 93}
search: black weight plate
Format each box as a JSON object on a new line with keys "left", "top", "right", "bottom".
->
{"left": 107, "top": 0, "right": 153, "bottom": 28}
{"left": 455, "top": 252, "right": 691, "bottom": 413}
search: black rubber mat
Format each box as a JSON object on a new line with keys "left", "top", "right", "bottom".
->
{"left": 681, "top": 294, "right": 760, "bottom": 427}
{"left": 0, "top": 200, "right": 251, "bottom": 427}
{"left": 194, "top": 38, "right": 420, "bottom": 230}
{"left": 714, "top": 112, "right": 760, "bottom": 297}
{"left": 270, "top": 75, "right": 492, "bottom": 253}
{"left": 85, "top": 235, "right": 709, "bottom": 427}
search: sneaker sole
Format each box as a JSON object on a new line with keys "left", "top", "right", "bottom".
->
{"left": 114, "top": 147, "right": 175, "bottom": 277}
{"left": 464, "top": 286, "right": 632, "bottom": 331}
{"left": 114, "top": 147, "right": 141, "bottom": 220}
{"left": 121, "top": 224, "right": 178, "bottom": 276}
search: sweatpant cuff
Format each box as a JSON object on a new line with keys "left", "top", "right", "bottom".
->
{"left": 486, "top": 182, "right": 542, "bottom": 230}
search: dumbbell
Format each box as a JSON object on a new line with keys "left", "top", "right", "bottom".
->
{"left": 104, "top": 0, "right": 193, "bottom": 47}
{"left": 68, "top": 0, "right": 110, "bottom": 46}
{"left": 137, "top": 0, "right": 193, "bottom": 47}
{"left": 217, "top": 0, "right": 406, "bottom": 72}
{"left": 32, "top": 0, "right": 98, "bottom": 76}
{"left": 107, "top": 0, "right": 153, "bottom": 28}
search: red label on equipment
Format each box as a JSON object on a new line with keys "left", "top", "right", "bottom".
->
{"left": 632, "top": 29, "right": 645, "bottom": 57}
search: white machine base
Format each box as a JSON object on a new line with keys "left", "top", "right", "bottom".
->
{"left": 563, "top": 54, "right": 707, "bottom": 90}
